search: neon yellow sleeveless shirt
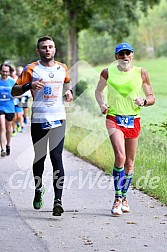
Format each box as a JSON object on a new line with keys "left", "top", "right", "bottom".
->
{"left": 107, "top": 65, "right": 142, "bottom": 116}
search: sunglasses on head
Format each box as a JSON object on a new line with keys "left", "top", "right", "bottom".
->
{"left": 117, "top": 50, "right": 132, "bottom": 56}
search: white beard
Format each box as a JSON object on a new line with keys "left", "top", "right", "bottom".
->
{"left": 118, "top": 59, "right": 132, "bottom": 70}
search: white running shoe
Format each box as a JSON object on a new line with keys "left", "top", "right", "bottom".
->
{"left": 122, "top": 197, "right": 130, "bottom": 213}
{"left": 111, "top": 198, "right": 122, "bottom": 216}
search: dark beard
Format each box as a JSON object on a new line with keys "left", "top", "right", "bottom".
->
{"left": 41, "top": 55, "right": 54, "bottom": 63}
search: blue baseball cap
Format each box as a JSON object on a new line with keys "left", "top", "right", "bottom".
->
{"left": 115, "top": 43, "right": 134, "bottom": 54}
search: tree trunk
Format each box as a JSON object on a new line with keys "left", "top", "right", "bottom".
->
{"left": 67, "top": 23, "right": 78, "bottom": 95}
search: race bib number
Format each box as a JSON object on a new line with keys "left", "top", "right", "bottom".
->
{"left": 41, "top": 120, "right": 62, "bottom": 130}
{"left": 116, "top": 115, "right": 134, "bottom": 128}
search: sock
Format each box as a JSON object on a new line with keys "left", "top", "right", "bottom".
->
{"left": 35, "top": 185, "right": 43, "bottom": 192}
{"left": 113, "top": 166, "right": 124, "bottom": 198}
{"left": 54, "top": 199, "right": 62, "bottom": 204}
{"left": 122, "top": 173, "right": 133, "bottom": 198}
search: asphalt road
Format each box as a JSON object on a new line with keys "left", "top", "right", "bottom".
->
{"left": 0, "top": 124, "right": 167, "bottom": 252}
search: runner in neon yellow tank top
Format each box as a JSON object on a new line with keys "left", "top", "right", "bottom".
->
{"left": 107, "top": 65, "right": 142, "bottom": 116}
{"left": 95, "top": 43, "right": 155, "bottom": 216}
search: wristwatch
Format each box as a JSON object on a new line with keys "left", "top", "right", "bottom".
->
{"left": 144, "top": 99, "right": 147, "bottom": 106}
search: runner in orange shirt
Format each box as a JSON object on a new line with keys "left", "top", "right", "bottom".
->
{"left": 12, "top": 36, "right": 73, "bottom": 216}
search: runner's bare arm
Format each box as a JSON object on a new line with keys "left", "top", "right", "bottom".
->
{"left": 11, "top": 80, "right": 45, "bottom": 97}
{"left": 134, "top": 68, "right": 155, "bottom": 107}
{"left": 95, "top": 68, "right": 108, "bottom": 114}
{"left": 63, "top": 81, "right": 73, "bottom": 102}
{"left": 141, "top": 68, "right": 155, "bottom": 106}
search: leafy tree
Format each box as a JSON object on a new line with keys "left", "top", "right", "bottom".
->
{"left": 60, "top": 0, "right": 160, "bottom": 65}
{"left": 0, "top": 0, "right": 40, "bottom": 65}
{"left": 0, "top": 0, "right": 160, "bottom": 69}
{"left": 26, "top": 0, "right": 160, "bottom": 94}
{"left": 121, "top": 0, "right": 167, "bottom": 59}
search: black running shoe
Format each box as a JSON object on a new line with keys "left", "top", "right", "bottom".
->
{"left": 6, "top": 145, "right": 10, "bottom": 156}
{"left": 53, "top": 199, "right": 64, "bottom": 216}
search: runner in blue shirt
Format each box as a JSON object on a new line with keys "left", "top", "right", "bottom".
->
{"left": 0, "top": 64, "right": 15, "bottom": 157}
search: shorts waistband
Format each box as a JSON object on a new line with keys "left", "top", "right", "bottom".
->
{"left": 106, "top": 114, "right": 140, "bottom": 118}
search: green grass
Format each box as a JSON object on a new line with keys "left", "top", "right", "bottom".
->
{"left": 64, "top": 57, "right": 167, "bottom": 205}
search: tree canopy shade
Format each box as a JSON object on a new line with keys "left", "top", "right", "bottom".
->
{"left": 0, "top": 0, "right": 160, "bottom": 67}
{"left": 62, "top": 0, "right": 160, "bottom": 86}
{"left": 28, "top": 0, "right": 161, "bottom": 67}
{"left": 0, "top": 0, "right": 40, "bottom": 64}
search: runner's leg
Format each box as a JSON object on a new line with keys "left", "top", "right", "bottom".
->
{"left": 122, "top": 137, "right": 138, "bottom": 197}
{"left": 31, "top": 123, "right": 48, "bottom": 189}
{"left": 49, "top": 121, "right": 65, "bottom": 201}
{"left": 0, "top": 114, "right": 6, "bottom": 151}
